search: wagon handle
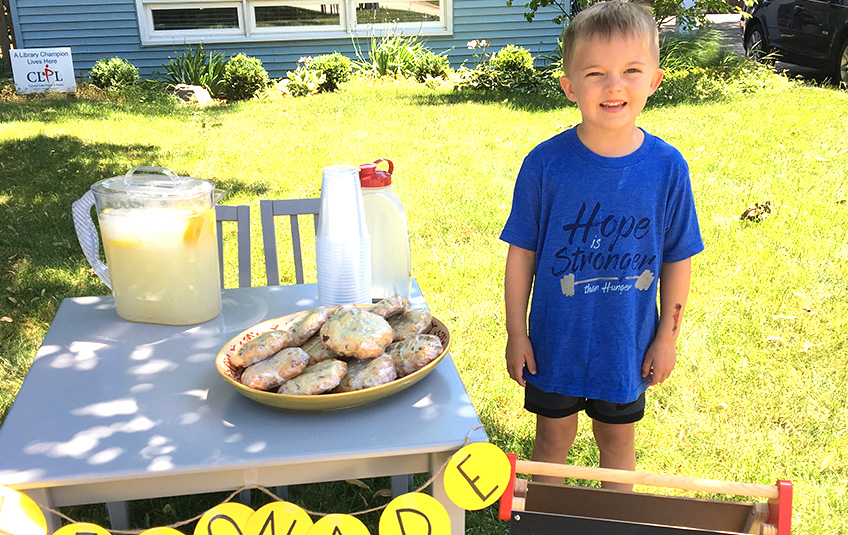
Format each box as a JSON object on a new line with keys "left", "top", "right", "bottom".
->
{"left": 514, "top": 460, "right": 780, "bottom": 499}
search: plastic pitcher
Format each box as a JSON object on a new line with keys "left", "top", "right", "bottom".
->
{"left": 72, "top": 166, "right": 224, "bottom": 325}
{"left": 359, "top": 159, "right": 411, "bottom": 300}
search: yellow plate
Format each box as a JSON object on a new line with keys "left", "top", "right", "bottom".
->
{"left": 216, "top": 308, "right": 451, "bottom": 411}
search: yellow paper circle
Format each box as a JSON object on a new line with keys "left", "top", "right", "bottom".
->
{"left": 0, "top": 486, "right": 47, "bottom": 535}
{"left": 53, "top": 523, "right": 111, "bottom": 535}
{"left": 194, "top": 502, "right": 255, "bottom": 535}
{"left": 246, "top": 501, "right": 313, "bottom": 535}
{"left": 378, "top": 493, "right": 450, "bottom": 535}
{"left": 442, "top": 442, "right": 511, "bottom": 510}
{"left": 140, "top": 528, "right": 185, "bottom": 535}
{"left": 308, "top": 513, "right": 370, "bottom": 535}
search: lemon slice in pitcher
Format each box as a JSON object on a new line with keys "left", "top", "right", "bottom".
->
{"left": 182, "top": 210, "right": 208, "bottom": 245}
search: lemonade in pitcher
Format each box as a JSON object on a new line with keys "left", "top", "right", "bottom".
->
{"left": 100, "top": 206, "right": 221, "bottom": 325}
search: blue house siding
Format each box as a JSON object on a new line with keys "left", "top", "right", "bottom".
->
{"left": 9, "top": 0, "right": 563, "bottom": 79}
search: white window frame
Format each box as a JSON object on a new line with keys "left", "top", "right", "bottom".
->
{"left": 248, "top": 0, "right": 346, "bottom": 37}
{"left": 136, "top": 0, "right": 452, "bottom": 45}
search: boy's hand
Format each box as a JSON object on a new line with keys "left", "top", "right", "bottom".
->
{"left": 506, "top": 334, "right": 536, "bottom": 387}
{"left": 641, "top": 335, "right": 677, "bottom": 386}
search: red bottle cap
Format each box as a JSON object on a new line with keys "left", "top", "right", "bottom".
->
{"left": 359, "top": 159, "right": 394, "bottom": 187}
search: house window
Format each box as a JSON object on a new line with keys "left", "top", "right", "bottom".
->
{"left": 137, "top": 0, "right": 451, "bottom": 45}
{"left": 355, "top": 1, "right": 440, "bottom": 25}
{"left": 254, "top": 4, "right": 342, "bottom": 27}
{"left": 152, "top": 7, "right": 239, "bottom": 30}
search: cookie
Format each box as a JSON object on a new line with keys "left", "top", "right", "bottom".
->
{"left": 387, "top": 307, "right": 433, "bottom": 342}
{"left": 320, "top": 306, "right": 393, "bottom": 359}
{"left": 284, "top": 306, "right": 334, "bottom": 346}
{"left": 241, "top": 347, "right": 309, "bottom": 391}
{"left": 387, "top": 334, "right": 443, "bottom": 377}
{"left": 368, "top": 294, "right": 408, "bottom": 319}
{"left": 231, "top": 330, "right": 293, "bottom": 368}
{"left": 332, "top": 354, "right": 397, "bottom": 393}
{"left": 301, "top": 333, "right": 334, "bottom": 366}
{"left": 277, "top": 359, "right": 348, "bottom": 395}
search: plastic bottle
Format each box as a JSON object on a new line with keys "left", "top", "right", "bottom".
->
{"left": 359, "top": 159, "right": 411, "bottom": 301}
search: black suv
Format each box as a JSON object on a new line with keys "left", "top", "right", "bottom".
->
{"left": 743, "top": 0, "right": 848, "bottom": 84}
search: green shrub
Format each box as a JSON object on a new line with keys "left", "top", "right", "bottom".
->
{"left": 89, "top": 57, "right": 139, "bottom": 89}
{"left": 660, "top": 28, "right": 737, "bottom": 72}
{"left": 160, "top": 45, "right": 227, "bottom": 96}
{"left": 285, "top": 68, "right": 326, "bottom": 97}
{"left": 490, "top": 45, "right": 534, "bottom": 73}
{"left": 306, "top": 53, "right": 352, "bottom": 92}
{"left": 413, "top": 51, "right": 451, "bottom": 82}
{"left": 223, "top": 54, "right": 270, "bottom": 101}
{"left": 358, "top": 33, "right": 424, "bottom": 78}
{"left": 648, "top": 29, "right": 780, "bottom": 106}
{"left": 455, "top": 64, "right": 561, "bottom": 97}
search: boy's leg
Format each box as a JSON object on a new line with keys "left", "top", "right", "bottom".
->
{"left": 592, "top": 420, "right": 636, "bottom": 491}
{"left": 531, "top": 413, "right": 578, "bottom": 484}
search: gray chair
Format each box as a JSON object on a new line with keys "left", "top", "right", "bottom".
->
{"left": 258, "top": 198, "right": 413, "bottom": 496}
{"left": 216, "top": 204, "right": 251, "bottom": 288}
{"left": 260, "top": 198, "right": 320, "bottom": 286}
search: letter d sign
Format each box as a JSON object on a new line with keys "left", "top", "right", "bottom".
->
{"left": 442, "top": 443, "right": 511, "bottom": 511}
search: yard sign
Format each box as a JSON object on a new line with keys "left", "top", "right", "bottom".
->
{"left": 11, "top": 47, "right": 76, "bottom": 93}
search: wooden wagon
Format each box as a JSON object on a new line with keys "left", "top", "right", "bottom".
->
{"left": 498, "top": 454, "right": 792, "bottom": 534}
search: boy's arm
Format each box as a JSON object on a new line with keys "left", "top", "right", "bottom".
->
{"left": 641, "top": 258, "right": 692, "bottom": 386}
{"left": 504, "top": 244, "right": 536, "bottom": 386}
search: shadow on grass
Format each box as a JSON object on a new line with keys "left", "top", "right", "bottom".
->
{"left": 412, "top": 84, "right": 746, "bottom": 114}
{"left": 0, "top": 134, "right": 165, "bottom": 421}
{"left": 0, "top": 95, "right": 191, "bottom": 123}
{"left": 409, "top": 89, "right": 573, "bottom": 113}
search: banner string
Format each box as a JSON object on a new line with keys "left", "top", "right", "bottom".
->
{"left": 30, "top": 424, "right": 485, "bottom": 534}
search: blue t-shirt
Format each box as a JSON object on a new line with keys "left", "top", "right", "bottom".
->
{"left": 500, "top": 127, "right": 704, "bottom": 403}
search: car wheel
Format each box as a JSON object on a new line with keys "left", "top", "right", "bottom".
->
{"left": 836, "top": 38, "right": 848, "bottom": 86}
{"left": 745, "top": 22, "right": 768, "bottom": 63}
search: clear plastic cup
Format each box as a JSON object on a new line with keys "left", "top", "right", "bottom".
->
{"left": 316, "top": 166, "right": 372, "bottom": 306}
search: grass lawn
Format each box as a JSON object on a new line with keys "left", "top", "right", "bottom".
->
{"left": 1, "top": 76, "right": 847, "bottom": 534}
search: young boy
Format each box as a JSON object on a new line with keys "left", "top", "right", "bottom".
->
{"left": 500, "top": 1, "right": 704, "bottom": 490}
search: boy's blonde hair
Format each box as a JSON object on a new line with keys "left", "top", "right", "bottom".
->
{"left": 562, "top": 1, "right": 659, "bottom": 75}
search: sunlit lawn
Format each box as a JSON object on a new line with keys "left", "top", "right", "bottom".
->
{"left": 1, "top": 76, "right": 847, "bottom": 533}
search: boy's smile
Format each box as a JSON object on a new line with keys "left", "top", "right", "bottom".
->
{"left": 560, "top": 34, "right": 664, "bottom": 157}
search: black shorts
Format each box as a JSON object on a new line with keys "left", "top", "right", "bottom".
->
{"left": 524, "top": 382, "right": 645, "bottom": 424}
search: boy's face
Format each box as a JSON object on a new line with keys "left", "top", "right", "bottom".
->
{"left": 560, "top": 33, "right": 663, "bottom": 138}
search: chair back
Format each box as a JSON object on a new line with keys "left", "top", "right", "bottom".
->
{"left": 260, "top": 198, "right": 320, "bottom": 285}
{"left": 215, "top": 205, "right": 251, "bottom": 288}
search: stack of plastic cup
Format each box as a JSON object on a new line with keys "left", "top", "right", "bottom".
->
{"left": 316, "top": 165, "right": 372, "bottom": 306}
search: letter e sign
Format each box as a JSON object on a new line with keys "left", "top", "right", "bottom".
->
{"left": 443, "top": 443, "right": 511, "bottom": 510}
{"left": 378, "top": 493, "right": 449, "bottom": 535}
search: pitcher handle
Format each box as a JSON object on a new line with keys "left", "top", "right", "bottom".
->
{"left": 124, "top": 166, "right": 181, "bottom": 187}
{"left": 71, "top": 190, "right": 111, "bottom": 289}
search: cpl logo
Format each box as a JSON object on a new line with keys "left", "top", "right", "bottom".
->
{"left": 27, "top": 64, "right": 63, "bottom": 83}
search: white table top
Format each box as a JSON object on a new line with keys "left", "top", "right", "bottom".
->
{"left": 0, "top": 282, "right": 486, "bottom": 498}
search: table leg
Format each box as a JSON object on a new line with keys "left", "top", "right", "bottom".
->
{"left": 106, "top": 501, "right": 130, "bottom": 530}
{"left": 391, "top": 474, "right": 412, "bottom": 497}
{"left": 430, "top": 452, "right": 465, "bottom": 535}
{"left": 19, "top": 488, "right": 61, "bottom": 534}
